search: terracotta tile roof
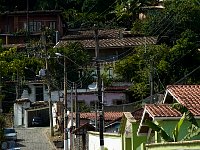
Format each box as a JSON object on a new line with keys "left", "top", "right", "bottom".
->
{"left": 166, "top": 85, "right": 200, "bottom": 107}
{"left": 145, "top": 103, "right": 200, "bottom": 118}
{"left": 56, "top": 36, "right": 157, "bottom": 49}
{"left": 137, "top": 104, "right": 181, "bottom": 135}
{"left": 138, "top": 85, "right": 200, "bottom": 135}
{"left": 105, "top": 86, "right": 130, "bottom": 91}
{"left": 69, "top": 112, "right": 123, "bottom": 121}
{"left": 63, "top": 29, "right": 125, "bottom": 39}
{"left": 145, "top": 104, "right": 182, "bottom": 118}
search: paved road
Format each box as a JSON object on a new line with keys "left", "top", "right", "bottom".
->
{"left": 15, "top": 127, "right": 56, "bottom": 150}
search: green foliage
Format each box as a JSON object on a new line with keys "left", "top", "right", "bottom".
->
{"left": 142, "top": 0, "right": 200, "bottom": 37}
{"left": 114, "top": 44, "right": 170, "bottom": 100}
{"left": 115, "top": 27, "right": 200, "bottom": 100}
{"left": 131, "top": 19, "right": 145, "bottom": 35}
{"left": 78, "top": 102, "right": 91, "bottom": 112}
{"left": 172, "top": 103, "right": 199, "bottom": 127}
{"left": 146, "top": 113, "right": 186, "bottom": 142}
{"left": 0, "top": 115, "right": 5, "bottom": 141}
{"left": 0, "top": 95, "right": 5, "bottom": 101}
{"left": 49, "top": 42, "right": 91, "bottom": 89}
{"left": 172, "top": 113, "right": 186, "bottom": 142}
{"left": 145, "top": 119, "right": 173, "bottom": 142}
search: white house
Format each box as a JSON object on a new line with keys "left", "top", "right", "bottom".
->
{"left": 88, "top": 131, "right": 121, "bottom": 150}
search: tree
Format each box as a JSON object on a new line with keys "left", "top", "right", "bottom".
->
{"left": 0, "top": 43, "right": 44, "bottom": 112}
{"left": 139, "top": 0, "right": 200, "bottom": 38}
{"left": 114, "top": 44, "right": 170, "bottom": 100}
{"left": 115, "top": 0, "right": 158, "bottom": 29}
{"left": 114, "top": 28, "right": 200, "bottom": 101}
{"left": 48, "top": 42, "right": 92, "bottom": 90}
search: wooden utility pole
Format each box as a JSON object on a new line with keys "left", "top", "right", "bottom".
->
{"left": 42, "top": 29, "right": 54, "bottom": 136}
{"left": 150, "top": 61, "right": 154, "bottom": 103}
{"left": 63, "top": 56, "right": 68, "bottom": 150}
{"left": 94, "top": 26, "right": 104, "bottom": 150}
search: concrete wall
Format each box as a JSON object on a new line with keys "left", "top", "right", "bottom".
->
{"left": 122, "top": 121, "right": 146, "bottom": 150}
{"left": 88, "top": 131, "right": 121, "bottom": 150}
{"left": 145, "top": 140, "right": 200, "bottom": 150}
{"left": 14, "top": 102, "right": 30, "bottom": 127}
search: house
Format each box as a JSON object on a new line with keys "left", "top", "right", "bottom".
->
{"left": 68, "top": 111, "right": 123, "bottom": 150}
{"left": 18, "top": 79, "right": 130, "bottom": 128}
{"left": 0, "top": 10, "right": 65, "bottom": 46}
{"left": 21, "top": 80, "right": 131, "bottom": 108}
{"left": 14, "top": 98, "right": 51, "bottom": 127}
{"left": 119, "top": 109, "right": 146, "bottom": 150}
{"left": 67, "top": 111, "right": 123, "bottom": 130}
{"left": 137, "top": 85, "right": 200, "bottom": 149}
{"left": 139, "top": 5, "right": 164, "bottom": 20}
{"left": 54, "top": 28, "right": 158, "bottom": 62}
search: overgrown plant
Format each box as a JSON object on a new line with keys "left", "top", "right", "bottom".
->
{"left": 0, "top": 115, "right": 5, "bottom": 141}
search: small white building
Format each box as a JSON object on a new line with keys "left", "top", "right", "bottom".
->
{"left": 14, "top": 98, "right": 31, "bottom": 127}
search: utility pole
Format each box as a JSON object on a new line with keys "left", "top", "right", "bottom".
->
{"left": 43, "top": 30, "right": 54, "bottom": 136}
{"left": 63, "top": 56, "right": 68, "bottom": 150}
{"left": 26, "top": 0, "right": 29, "bottom": 42}
{"left": 150, "top": 61, "right": 154, "bottom": 103}
{"left": 94, "top": 25, "right": 104, "bottom": 150}
{"left": 75, "top": 83, "right": 79, "bottom": 129}
{"left": 70, "top": 82, "right": 74, "bottom": 150}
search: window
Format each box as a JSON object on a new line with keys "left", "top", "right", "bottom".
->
{"left": 112, "top": 99, "right": 123, "bottom": 105}
{"left": 28, "top": 21, "right": 41, "bottom": 32}
{"left": 4, "top": 25, "right": 9, "bottom": 33}
{"left": 49, "top": 21, "right": 56, "bottom": 30}
{"left": 36, "top": 86, "right": 43, "bottom": 101}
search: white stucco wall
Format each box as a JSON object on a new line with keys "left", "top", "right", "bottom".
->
{"left": 14, "top": 102, "right": 30, "bottom": 127}
{"left": 88, "top": 131, "right": 121, "bottom": 150}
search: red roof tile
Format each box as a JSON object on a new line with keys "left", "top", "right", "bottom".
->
{"left": 63, "top": 29, "right": 125, "bottom": 39}
{"left": 145, "top": 103, "right": 200, "bottom": 118}
{"left": 145, "top": 104, "right": 182, "bottom": 118}
{"left": 56, "top": 36, "right": 157, "bottom": 49}
{"left": 69, "top": 112, "right": 123, "bottom": 121}
{"left": 105, "top": 86, "right": 129, "bottom": 91}
{"left": 166, "top": 85, "right": 200, "bottom": 107}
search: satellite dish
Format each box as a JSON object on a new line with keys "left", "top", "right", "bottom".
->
{"left": 39, "top": 69, "right": 46, "bottom": 77}
{"left": 88, "top": 82, "right": 97, "bottom": 90}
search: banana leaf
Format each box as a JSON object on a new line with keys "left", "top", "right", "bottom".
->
{"left": 145, "top": 119, "right": 173, "bottom": 142}
{"left": 172, "top": 113, "right": 185, "bottom": 142}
